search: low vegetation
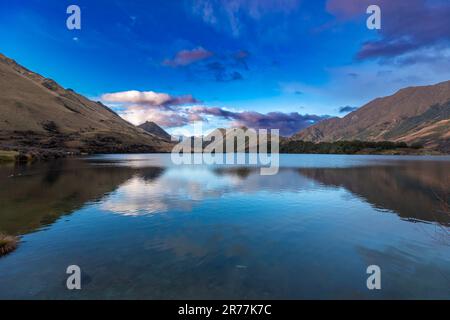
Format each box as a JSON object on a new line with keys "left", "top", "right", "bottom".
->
{"left": 0, "top": 148, "right": 67, "bottom": 163}
{"left": 280, "top": 140, "right": 422, "bottom": 154}
{"left": 0, "top": 150, "right": 19, "bottom": 162}
{"left": 0, "top": 234, "right": 19, "bottom": 257}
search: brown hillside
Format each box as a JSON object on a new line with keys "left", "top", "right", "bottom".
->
{"left": 293, "top": 81, "right": 450, "bottom": 152}
{"left": 0, "top": 53, "right": 173, "bottom": 154}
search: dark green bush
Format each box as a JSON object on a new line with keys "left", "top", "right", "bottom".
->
{"left": 280, "top": 140, "right": 413, "bottom": 154}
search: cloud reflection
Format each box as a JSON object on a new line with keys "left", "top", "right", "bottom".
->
{"left": 99, "top": 167, "right": 316, "bottom": 216}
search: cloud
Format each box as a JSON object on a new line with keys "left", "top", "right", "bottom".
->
{"left": 162, "top": 49, "right": 249, "bottom": 82}
{"left": 163, "top": 47, "right": 213, "bottom": 67}
{"left": 338, "top": 106, "right": 358, "bottom": 113}
{"left": 102, "top": 90, "right": 203, "bottom": 127}
{"left": 101, "top": 90, "right": 199, "bottom": 109}
{"left": 114, "top": 98, "right": 328, "bottom": 135}
{"left": 326, "top": 0, "right": 450, "bottom": 61}
{"left": 388, "top": 46, "right": 450, "bottom": 66}
{"left": 191, "top": 106, "right": 329, "bottom": 136}
{"left": 230, "top": 71, "right": 243, "bottom": 80}
{"left": 326, "top": 0, "right": 366, "bottom": 19}
{"left": 206, "top": 62, "right": 244, "bottom": 81}
{"left": 233, "top": 50, "right": 250, "bottom": 70}
{"left": 120, "top": 106, "right": 205, "bottom": 128}
{"left": 102, "top": 88, "right": 328, "bottom": 135}
{"left": 191, "top": 0, "right": 302, "bottom": 37}
{"left": 229, "top": 111, "right": 328, "bottom": 136}
{"left": 281, "top": 50, "right": 450, "bottom": 114}
{"left": 190, "top": 106, "right": 237, "bottom": 118}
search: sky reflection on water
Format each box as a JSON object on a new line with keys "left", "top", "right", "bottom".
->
{"left": 0, "top": 154, "right": 449, "bottom": 299}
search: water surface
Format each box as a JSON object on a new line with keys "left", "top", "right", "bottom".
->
{"left": 0, "top": 154, "right": 449, "bottom": 299}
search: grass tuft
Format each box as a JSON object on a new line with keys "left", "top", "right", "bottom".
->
{"left": 0, "top": 234, "right": 19, "bottom": 257}
{"left": 0, "top": 150, "right": 19, "bottom": 162}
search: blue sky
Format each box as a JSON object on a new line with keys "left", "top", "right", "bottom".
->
{"left": 0, "top": 0, "right": 449, "bottom": 135}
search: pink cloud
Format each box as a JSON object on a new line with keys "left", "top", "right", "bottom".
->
{"left": 101, "top": 88, "right": 328, "bottom": 134}
{"left": 163, "top": 47, "right": 213, "bottom": 67}
{"left": 101, "top": 90, "right": 198, "bottom": 108}
{"left": 116, "top": 102, "right": 328, "bottom": 134}
{"left": 326, "top": 0, "right": 368, "bottom": 19}
{"left": 191, "top": 107, "right": 329, "bottom": 136}
{"left": 121, "top": 106, "right": 203, "bottom": 128}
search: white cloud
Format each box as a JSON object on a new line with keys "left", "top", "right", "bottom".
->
{"left": 102, "top": 90, "right": 170, "bottom": 105}
{"left": 101, "top": 90, "right": 198, "bottom": 107}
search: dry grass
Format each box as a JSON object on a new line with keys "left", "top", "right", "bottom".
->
{"left": 0, "top": 150, "right": 19, "bottom": 162}
{"left": 0, "top": 234, "right": 18, "bottom": 256}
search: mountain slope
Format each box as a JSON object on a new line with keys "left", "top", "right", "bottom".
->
{"left": 293, "top": 80, "right": 450, "bottom": 152}
{"left": 138, "top": 121, "right": 172, "bottom": 141}
{"left": 201, "top": 127, "right": 278, "bottom": 152}
{"left": 0, "top": 53, "right": 173, "bottom": 154}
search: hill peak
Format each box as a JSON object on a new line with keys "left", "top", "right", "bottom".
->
{"left": 138, "top": 121, "right": 172, "bottom": 141}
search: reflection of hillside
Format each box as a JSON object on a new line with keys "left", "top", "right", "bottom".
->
{"left": 214, "top": 167, "right": 254, "bottom": 179}
{"left": 299, "top": 163, "right": 450, "bottom": 225}
{"left": 0, "top": 160, "right": 164, "bottom": 235}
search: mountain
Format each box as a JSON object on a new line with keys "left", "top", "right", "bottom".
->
{"left": 292, "top": 80, "right": 450, "bottom": 152}
{"left": 138, "top": 121, "right": 172, "bottom": 141}
{"left": 204, "top": 127, "right": 279, "bottom": 152}
{"left": 0, "top": 53, "right": 173, "bottom": 155}
{"left": 172, "top": 127, "right": 279, "bottom": 153}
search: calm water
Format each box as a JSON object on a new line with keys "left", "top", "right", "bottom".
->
{"left": 0, "top": 154, "right": 449, "bottom": 299}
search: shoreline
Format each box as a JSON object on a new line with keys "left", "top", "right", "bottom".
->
{"left": 1, "top": 148, "right": 448, "bottom": 165}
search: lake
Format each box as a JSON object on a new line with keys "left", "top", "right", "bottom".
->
{"left": 0, "top": 154, "right": 449, "bottom": 299}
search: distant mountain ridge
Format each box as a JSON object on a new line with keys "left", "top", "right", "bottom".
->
{"left": 293, "top": 80, "right": 450, "bottom": 152}
{"left": 138, "top": 121, "right": 172, "bottom": 141}
{"left": 0, "top": 53, "right": 173, "bottom": 154}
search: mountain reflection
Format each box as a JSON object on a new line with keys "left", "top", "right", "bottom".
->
{"left": 0, "top": 157, "right": 448, "bottom": 237}
{"left": 0, "top": 160, "right": 165, "bottom": 235}
{"left": 298, "top": 162, "right": 450, "bottom": 226}
{"left": 98, "top": 163, "right": 449, "bottom": 226}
